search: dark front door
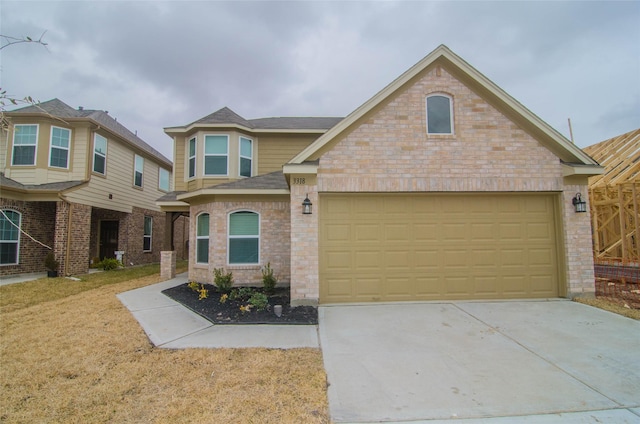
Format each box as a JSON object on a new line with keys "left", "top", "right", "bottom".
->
{"left": 99, "top": 221, "right": 119, "bottom": 260}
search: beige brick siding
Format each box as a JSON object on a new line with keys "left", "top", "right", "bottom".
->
{"left": 290, "top": 185, "right": 319, "bottom": 305}
{"left": 55, "top": 201, "right": 91, "bottom": 276}
{"left": 188, "top": 200, "right": 291, "bottom": 288}
{"left": 318, "top": 66, "right": 564, "bottom": 192}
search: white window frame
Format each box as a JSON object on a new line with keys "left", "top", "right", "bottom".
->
{"left": 93, "top": 134, "right": 108, "bottom": 175}
{"left": 11, "top": 124, "right": 38, "bottom": 166}
{"left": 49, "top": 126, "right": 71, "bottom": 169}
{"left": 426, "top": 94, "right": 454, "bottom": 135}
{"left": 227, "top": 210, "right": 260, "bottom": 265}
{"left": 196, "top": 213, "right": 210, "bottom": 264}
{"left": 133, "top": 154, "right": 144, "bottom": 188}
{"left": 0, "top": 209, "right": 21, "bottom": 266}
{"left": 203, "top": 134, "right": 229, "bottom": 176}
{"left": 143, "top": 216, "right": 152, "bottom": 252}
{"left": 239, "top": 136, "right": 253, "bottom": 178}
{"left": 158, "top": 168, "right": 170, "bottom": 192}
{"left": 188, "top": 136, "right": 197, "bottom": 179}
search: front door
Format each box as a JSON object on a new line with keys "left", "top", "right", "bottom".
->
{"left": 99, "top": 220, "right": 119, "bottom": 260}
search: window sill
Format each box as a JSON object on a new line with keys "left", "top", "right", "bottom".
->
{"left": 227, "top": 264, "right": 261, "bottom": 270}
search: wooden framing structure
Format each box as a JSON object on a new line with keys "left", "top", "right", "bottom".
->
{"left": 584, "top": 129, "right": 639, "bottom": 263}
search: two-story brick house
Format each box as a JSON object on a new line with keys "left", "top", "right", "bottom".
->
{"left": 159, "top": 45, "right": 602, "bottom": 306}
{"left": 0, "top": 99, "right": 187, "bottom": 277}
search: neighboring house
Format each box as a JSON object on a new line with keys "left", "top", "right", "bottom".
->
{"left": 159, "top": 45, "right": 602, "bottom": 306}
{"left": 0, "top": 99, "right": 187, "bottom": 277}
{"left": 584, "top": 128, "right": 639, "bottom": 264}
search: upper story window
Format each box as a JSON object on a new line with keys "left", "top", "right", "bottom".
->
{"left": 239, "top": 137, "right": 253, "bottom": 178}
{"left": 196, "top": 213, "right": 210, "bottom": 264}
{"left": 93, "top": 134, "right": 107, "bottom": 175}
{"left": 159, "top": 168, "right": 170, "bottom": 191}
{"left": 228, "top": 211, "right": 259, "bottom": 265}
{"left": 0, "top": 209, "right": 21, "bottom": 265}
{"left": 134, "top": 154, "right": 144, "bottom": 188}
{"left": 204, "top": 135, "right": 228, "bottom": 176}
{"left": 49, "top": 126, "right": 71, "bottom": 169}
{"left": 12, "top": 124, "right": 38, "bottom": 166}
{"left": 188, "top": 137, "right": 196, "bottom": 178}
{"left": 426, "top": 94, "right": 454, "bottom": 134}
{"left": 143, "top": 216, "right": 152, "bottom": 252}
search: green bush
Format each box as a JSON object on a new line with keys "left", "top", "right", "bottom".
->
{"left": 261, "top": 262, "right": 277, "bottom": 294}
{"left": 213, "top": 268, "right": 234, "bottom": 293}
{"left": 229, "top": 287, "right": 254, "bottom": 301}
{"left": 100, "top": 258, "right": 121, "bottom": 271}
{"left": 248, "top": 292, "right": 268, "bottom": 311}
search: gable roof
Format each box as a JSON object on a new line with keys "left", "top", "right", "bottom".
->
{"left": 287, "top": 45, "right": 600, "bottom": 169}
{"left": 165, "top": 107, "right": 342, "bottom": 134}
{"left": 8, "top": 99, "right": 172, "bottom": 168}
{"left": 583, "top": 128, "right": 639, "bottom": 187}
{"left": 0, "top": 172, "right": 86, "bottom": 193}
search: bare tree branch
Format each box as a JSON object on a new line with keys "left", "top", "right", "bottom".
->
{"left": 0, "top": 31, "right": 49, "bottom": 50}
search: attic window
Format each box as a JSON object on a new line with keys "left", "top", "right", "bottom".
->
{"left": 426, "top": 94, "right": 453, "bottom": 134}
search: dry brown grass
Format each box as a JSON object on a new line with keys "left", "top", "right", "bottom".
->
{"left": 574, "top": 296, "right": 640, "bottom": 320}
{"left": 0, "top": 269, "right": 329, "bottom": 423}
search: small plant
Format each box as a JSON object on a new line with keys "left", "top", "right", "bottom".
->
{"left": 219, "top": 293, "right": 228, "bottom": 304}
{"left": 262, "top": 262, "right": 277, "bottom": 294}
{"left": 197, "top": 284, "right": 208, "bottom": 300}
{"left": 188, "top": 281, "right": 200, "bottom": 292}
{"left": 213, "top": 268, "right": 234, "bottom": 293}
{"left": 249, "top": 292, "right": 269, "bottom": 311}
{"left": 229, "top": 287, "right": 254, "bottom": 301}
{"left": 44, "top": 251, "right": 59, "bottom": 271}
{"left": 239, "top": 304, "right": 252, "bottom": 314}
{"left": 100, "top": 258, "right": 120, "bottom": 271}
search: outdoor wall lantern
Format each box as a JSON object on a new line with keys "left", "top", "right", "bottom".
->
{"left": 572, "top": 193, "right": 587, "bottom": 213}
{"left": 302, "top": 194, "right": 313, "bottom": 215}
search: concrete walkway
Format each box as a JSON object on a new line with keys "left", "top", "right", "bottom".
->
{"left": 319, "top": 301, "right": 640, "bottom": 423}
{"left": 116, "top": 274, "right": 319, "bottom": 349}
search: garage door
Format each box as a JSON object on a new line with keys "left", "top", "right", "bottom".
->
{"left": 319, "top": 193, "right": 561, "bottom": 303}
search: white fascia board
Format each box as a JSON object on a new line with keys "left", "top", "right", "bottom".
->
{"left": 177, "top": 188, "right": 290, "bottom": 201}
{"left": 282, "top": 163, "right": 318, "bottom": 175}
{"left": 562, "top": 163, "right": 605, "bottom": 177}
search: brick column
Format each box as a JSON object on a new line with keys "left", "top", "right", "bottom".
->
{"left": 290, "top": 183, "right": 319, "bottom": 306}
{"left": 161, "top": 250, "right": 176, "bottom": 280}
{"left": 54, "top": 201, "right": 91, "bottom": 276}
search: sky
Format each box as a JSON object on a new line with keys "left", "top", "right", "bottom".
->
{"left": 1, "top": 0, "right": 639, "bottom": 162}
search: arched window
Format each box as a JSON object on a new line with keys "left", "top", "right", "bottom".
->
{"left": 426, "top": 94, "right": 454, "bottom": 134}
{"left": 196, "top": 213, "right": 209, "bottom": 264}
{"left": 228, "top": 211, "right": 259, "bottom": 264}
{"left": 0, "top": 209, "right": 21, "bottom": 265}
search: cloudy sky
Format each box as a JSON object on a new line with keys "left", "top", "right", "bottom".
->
{"left": 2, "top": 1, "right": 638, "bottom": 161}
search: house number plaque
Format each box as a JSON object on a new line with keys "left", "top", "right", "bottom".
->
{"left": 292, "top": 177, "right": 306, "bottom": 185}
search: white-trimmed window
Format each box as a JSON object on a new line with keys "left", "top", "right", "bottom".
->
{"left": 239, "top": 136, "right": 253, "bottom": 178}
{"left": 12, "top": 124, "right": 38, "bottom": 165}
{"left": 159, "top": 168, "right": 170, "bottom": 191}
{"left": 0, "top": 209, "right": 21, "bottom": 265}
{"left": 426, "top": 94, "right": 454, "bottom": 134}
{"left": 228, "top": 211, "right": 259, "bottom": 264}
{"left": 49, "top": 126, "right": 71, "bottom": 168}
{"left": 196, "top": 213, "right": 209, "bottom": 264}
{"left": 204, "top": 135, "right": 228, "bottom": 176}
{"left": 134, "top": 154, "right": 144, "bottom": 188}
{"left": 93, "top": 134, "right": 107, "bottom": 175}
{"left": 143, "top": 216, "right": 152, "bottom": 252}
{"left": 188, "top": 137, "right": 196, "bottom": 178}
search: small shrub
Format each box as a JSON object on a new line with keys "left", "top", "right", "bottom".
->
{"left": 44, "top": 252, "right": 59, "bottom": 271}
{"left": 239, "top": 304, "right": 252, "bottom": 314}
{"left": 213, "top": 268, "right": 234, "bottom": 293}
{"left": 197, "top": 284, "right": 208, "bottom": 300}
{"left": 262, "top": 262, "right": 277, "bottom": 294}
{"left": 229, "top": 287, "right": 254, "bottom": 301}
{"left": 249, "top": 292, "right": 269, "bottom": 311}
{"left": 100, "top": 258, "right": 121, "bottom": 271}
{"left": 219, "top": 293, "right": 228, "bottom": 304}
{"left": 187, "top": 281, "right": 200, "bottom": 292}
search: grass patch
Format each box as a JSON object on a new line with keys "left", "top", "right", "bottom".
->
{"left": 574, "top": 297, "right": 640, "bottom": 320}
{"left": 0, "top": 261, "right": 188, "bottom": 313}
{"left": 0, "top": 267, "right": 329, "bottom": 423}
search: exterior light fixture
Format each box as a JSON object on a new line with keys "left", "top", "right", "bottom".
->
{"left": 572, "top": 193, "right": 587, "bottom": 213}
{"left": 302, "top": 194, "right": 313, "bottom": 215}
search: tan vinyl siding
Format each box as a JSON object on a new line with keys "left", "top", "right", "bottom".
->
{"left": 257, "top": 134, "right": 318, "bottom": 174}
{"left": 173, "top": 135, "right": 186, "bottom": 191}
{"left": 64, "top": 136, "right": 166, "bottom": 213}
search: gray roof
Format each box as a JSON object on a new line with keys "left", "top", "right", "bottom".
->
{"left": 181, "top": 107, "right": 343, "bottom": 131}
{"left": 206, "top": 171, "right": 288, "bottom": 190}
{"left": 8, "top": 99, "right": 171, "bottom": 167}
{"left": 156, "top": 191, "right": 187, "bottom": 202}
{"left": 0, "top": 173, "right": 85, "bottom": 192}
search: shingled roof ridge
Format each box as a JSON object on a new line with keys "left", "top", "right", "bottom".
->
{"left": 192, "top": 106, "right": 253, "bottom": 128}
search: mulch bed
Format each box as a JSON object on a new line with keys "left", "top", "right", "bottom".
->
{"left": 162, "top": 283, "right": 318, "bottom": 325}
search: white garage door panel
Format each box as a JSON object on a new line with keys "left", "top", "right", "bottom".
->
{"left": 320, "top": 193, "right": 561, "bottom": 303}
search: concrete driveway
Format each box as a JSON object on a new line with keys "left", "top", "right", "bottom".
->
{"left": 319, "top": 300, "right": 640, "bottom": 423}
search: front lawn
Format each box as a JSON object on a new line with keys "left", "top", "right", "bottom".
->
{"left": 0, "top": 265, "right": 329, "bottom": 423}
